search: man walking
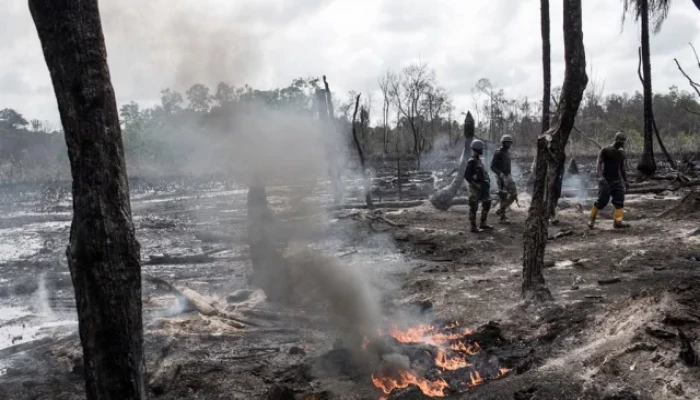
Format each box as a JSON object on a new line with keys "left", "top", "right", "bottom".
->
{"left": 491, "top": 135, "right": 517, "bottom": 223}
{"left": 588, "top": 132, "right": 629, "bottom": 229}
{"left": 465, "top": 139, "right": 493, "bottom": 233}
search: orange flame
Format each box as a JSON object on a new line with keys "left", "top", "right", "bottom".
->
{"left": 390, "top": 325, "right": 474, "bottom": 346}
{"left": 434, "top": 349, "right": 471, "bottom": 370}
{"left": 449, "top": 341, "right": 481, "bottom": 355}
{"left": 469, "top": 371, "right": 484, "bottom": 387}
{"left": 372, "top": 370, "right": 449, "bottom": 397}
{"left": 498, "top": 368, "right": 512, "bottom": 376}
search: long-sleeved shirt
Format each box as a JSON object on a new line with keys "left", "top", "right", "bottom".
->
{"left": 465, "top": 157, "right": 489, "bottom": 186}
{"left": 490, "top": 147, "right": 511, "bottom": 176}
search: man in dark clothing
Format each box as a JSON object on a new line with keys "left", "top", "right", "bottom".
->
{"left": 491, "top": 134, "right": 517, "bottom": 222}
{"left": 588, "top": 132, "right": 629, "bottom": 229}
{"left": 465, "top": 139, "right": 493, "bottom": 233}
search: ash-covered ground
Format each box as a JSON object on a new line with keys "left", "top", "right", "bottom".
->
{"left": 0, "top": 167, "right": 699, "bottom": 400}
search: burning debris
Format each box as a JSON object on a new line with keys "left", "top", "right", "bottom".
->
{"left": 364, "top": 321, "right": 511, "bottom": 398}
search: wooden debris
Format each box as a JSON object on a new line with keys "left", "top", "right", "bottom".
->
{"left": 548, "top": 230, "right": 573, "bottom": 240}
{"left": 145, "top": 247, "right": 227, "bottom": 265}
{"left": 678, "top": 328, "right": 699, "bottom": 367}
{"left": 645, "top": 326, "right": 676, "bottom": 340}
{"left": 143, "top": 275, "right": 258, "bottom": 328}
{"left": 597, "top": 278, "right": 621, "bottom": 285}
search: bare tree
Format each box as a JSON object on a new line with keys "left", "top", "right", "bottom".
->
{"left": 351, "top": 94, "right": 373, "bottom": 208}
{"left": 29, "top": 0, "right": 146, "bottom": 398}
{"left": 523, "top": 0, "right": 588, "bottom": 301}
{"left": 320, "top": 76, "right": 343, "bottom": 204}
{"left": 424, "top": 85, "right": 451, "bottom": 152}
{"left": 379, "top": 72, "right": 393, "bottom": 154}
{"left": 389, "top": 63, "right": 434, "bottom": 170}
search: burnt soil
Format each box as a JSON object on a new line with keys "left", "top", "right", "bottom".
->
{"left": 0, "top": 174, "right": 699, "bottom": 400}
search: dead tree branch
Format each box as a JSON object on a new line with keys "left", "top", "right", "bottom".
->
{"left": 351, "top": 94, "right": 374, "bottom": 209}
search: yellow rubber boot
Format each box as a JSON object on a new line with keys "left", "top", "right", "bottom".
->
{"left": 587, "top": 206, "right": 599, "bottom": 229}
{"left": 613, "top": 208, "right": 629, "bottom": 229}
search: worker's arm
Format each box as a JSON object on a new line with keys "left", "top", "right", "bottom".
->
{"left": 490, "top": 151, "right": 503, "bottom": 177}
{"left": 596, "top": 150, "right": 604, "bottom": 180}
{"left": 464, "top": 159, "right": 477, "bottom": 185}
{"left": 620, "top": 151, "right": 628, "bottom": 185}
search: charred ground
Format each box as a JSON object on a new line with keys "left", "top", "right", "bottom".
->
{"left": 0, "top": 162, "right": 699, "bottom": 400}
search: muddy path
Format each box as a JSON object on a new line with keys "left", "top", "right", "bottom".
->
{"left": 0, "top": 173, "right": 699, "bottom": 400}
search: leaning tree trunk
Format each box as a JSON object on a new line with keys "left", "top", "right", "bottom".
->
{"left": 351, "top": 94, "right": 374, "bottom": 209}
{"left": 694, "top": 0, "right": 700, "bottom": 12}
{"left": 541, "top": 0, "right": 552, "bottom": 133}
{"left": 430, "top": 112, "right": 475, "bottom": 210}
{"left": 637, "top": 0, "right": 657, "bottom": 176}
{"left": 523, "top": 0, "right": 588, "bottom": 300}
{"left": 29, "top": 1, "right": 146, "bottom": 399}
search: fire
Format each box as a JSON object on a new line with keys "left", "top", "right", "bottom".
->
{"left": 469, "top": 371, "right": 484, "bottom": 387}
{"left": 434, "top": 349, "right": 471, "bottom": 370}
{"left": 370, "top": 323, "right": 511, "bottom": 398}
{"left": 372, "top": 370, "right": 449, "bottom": 397}
{"left": 450, "top": 341, "right": 481, "bottom": 355}
{"left": 389, "top": 324, "right": 474, "bottom": 346}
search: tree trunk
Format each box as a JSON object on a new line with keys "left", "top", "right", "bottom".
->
{"left": 637, "top": 0, "right": 657, "bottom": 176}
{"left": 322, "top": 76, "right": 343, "bottom": 203}
{"left": 383, "top": 98, "right": 389, "bottom": 154}
{"left": 430, "top": 112, "right": 474, "bottom": 210}
{"left": 351, "top": 94, "right": 374, "bottom": 209}
{"left": 28, "top": 1, "right": 146, "bottom": 399}
{"left": 464, "top": 112, "right": 475, "bottom": 145}
{"left": 523, "top": 0, "right": 587, "bottom": 300}
{"left": 541, "top": 0, "right": 552, "bottom": 133}
{"left": 522, "top": 139, "right": 551, "bottom": 300}
{"left": 693, "top": 0, "right": 700, "bottom": 13}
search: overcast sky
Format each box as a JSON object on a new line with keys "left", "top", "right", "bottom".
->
{"left": 2, "top": 0, "right": 700, "bottom": 125}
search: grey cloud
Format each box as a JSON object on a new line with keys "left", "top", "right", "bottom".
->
{"left": 377, "top": 0, "right": 442, "bottom": 33}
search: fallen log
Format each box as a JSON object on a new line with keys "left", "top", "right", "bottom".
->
{"left": 659, "top": 191, "right": 700, "bottom": 219}
{"left": 627, "top": 180, "right": 700, "bottom": 195}
{"left": 598, "top": 278, "right": 621, "bottom": 285}
{"left": 194, "top": 231, "right": 236, "bottom": 243}
{"left": 143, "top": 275, "right": 258, "bottom": 328}
{"left": 328, "top": 200, "right": 425, "bottom": 210}
{"left": 0, "top": 337, "right": 54, "bottom": 359}
{"left": 144, "top": 248, "right": 228, "bottom": 265}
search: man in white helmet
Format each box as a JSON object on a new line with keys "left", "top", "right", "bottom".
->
{"left": 464, "top": 139, "right": 493, "bottom": 233}
{"left": 491, "top": 134, "right": 517, "bottom": 222}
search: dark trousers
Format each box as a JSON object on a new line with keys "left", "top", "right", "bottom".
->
{"left": 594, "top": 180, "right": 625, "bottom": 209}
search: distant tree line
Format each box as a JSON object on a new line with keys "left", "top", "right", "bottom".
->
{"left": 1, "top": 70, "right": 700, "bottom": 183}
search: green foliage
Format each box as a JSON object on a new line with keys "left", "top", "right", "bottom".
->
{"left": 0, "top": 108, "right": 29, "bottom": 130}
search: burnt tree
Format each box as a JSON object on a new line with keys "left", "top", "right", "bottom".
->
{"left": 638, "top": 0, "right": 657, "bottom": 175}
{"left": 29, "top": 0, "right": 146, "bottom": 399}
{"left": 351, "top": 94, "right": 374, "bottom": 208}
{"left": 541, "top": 0, "right": 552, "bottom": 133}
{"left": 321, "top": 76, "right": 343, "bottom": 204}
{"left": 523, "top": 0, "right": 588, "bottom": 300}
{"left": 635, "top": 49, "right": 677, "bottom": 170}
